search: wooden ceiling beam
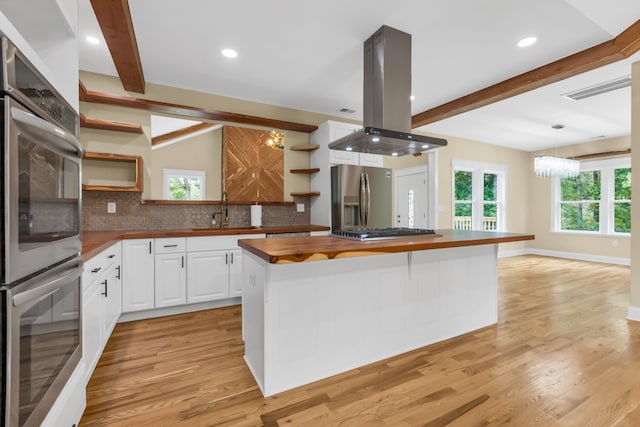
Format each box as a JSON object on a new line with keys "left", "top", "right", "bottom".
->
{"left": 90, "top": 0, "right": 145, "bottom": 93}
{"left": 79, "top": 82, "right": 318, "bottom": 133}
{"left": 152, "top": 122, "right": 217, "bottom": 146}
{"left": 412, "top": 19, "right": 640, "bottom": 128}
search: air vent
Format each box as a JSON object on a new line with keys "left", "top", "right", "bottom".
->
{"left": 562, "top": 76, "right": 631, "bottom": 101}
{"left": 337, "top": 107, "right": 356, "bottom": 114}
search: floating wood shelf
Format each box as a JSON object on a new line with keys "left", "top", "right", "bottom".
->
{"left": 80, "top": 113, "right": 143, "bottom": 134}
{"left": 82, "top": 151, "right": 143, "bottom": 192}
{"left": 290, "top": 192, "right": 320, "bottom": 197}
{"left": 289, "top": 145, "right": 319, "bottom": 152}
{"left": 141, "top": 199, "right": 294, "bottom": 206}
{"left": 290, "top": 168, "right": 320, "bottom": 174}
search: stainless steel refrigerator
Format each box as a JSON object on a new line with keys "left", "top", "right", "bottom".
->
{"left": 331, "top": 164, "right": 393, "bottom": 230}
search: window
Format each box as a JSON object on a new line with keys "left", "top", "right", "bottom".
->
{"left": 453, "top": 160, "right": 506, "bottom": 231}
{"left": 554, "top": 158, "right": 630, "bottom": 235}
{"left": 163, "top": 168, "right": 206, "bottom": 200}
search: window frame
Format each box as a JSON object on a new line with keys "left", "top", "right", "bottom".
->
{"left": 552, "top": 157, "right": 630, "bottom": 236}
{"left": 163, "top": 168, "right": 206, "bottom": 201}
{"left": 452, "top": 159, "right": 507, "bottom": 232}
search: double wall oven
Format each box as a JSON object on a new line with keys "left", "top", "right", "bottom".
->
{"left": 0, "top": 36, "right": 83, "bottom": 427}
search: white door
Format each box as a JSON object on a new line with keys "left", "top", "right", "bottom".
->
{"left": 395, "top": 168, "right": 429, "bottom": 229}
{"left": 122, "top": 239, "right": 155, "bottom": 312}
{"left": 186, "top": 250, "right": 230, "bottom": 304}
{"left": 155, "top": 253, "right": 187, "bottom": 308}
{"left": 229, "top": 249, "right": 243, "bottom": 297}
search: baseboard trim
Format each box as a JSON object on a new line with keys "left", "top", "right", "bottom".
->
{"left": 627, "top": 306, "right": 640, "bottom": 322}
{"left": 525, "top": 249, "right": 630, "bottom": 266}
{"left": 118, "top": 297, "right": 241, "bottom": 323}
{"left": 498, "top": 249, "right": 528, "bottom": 258}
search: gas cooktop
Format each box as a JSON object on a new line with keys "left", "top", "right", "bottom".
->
{"left": 331, "top": 227, "right": 441, "bottom": 241}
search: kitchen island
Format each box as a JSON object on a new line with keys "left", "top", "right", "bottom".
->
{"left": 238, "top": 230, "right": 534, "bottom": 396}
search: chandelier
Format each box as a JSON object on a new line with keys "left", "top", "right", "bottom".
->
{"left": 266, "top": 130, "right": 285, "bottom": 150}
{"left": 534, "top": 124, "right": 580, "bottom": 178}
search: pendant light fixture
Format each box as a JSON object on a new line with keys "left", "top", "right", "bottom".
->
{"left": 266, "top": 130, "right": 285, "bottom": 150}
{"left": 534, "top": 124, "right": 580, "bottom": 178}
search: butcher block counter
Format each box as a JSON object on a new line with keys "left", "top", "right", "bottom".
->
{"left": 241, "top": 229, "right": 534, "bottom": 396}
{"left": 81, "top": 225, "right": 330, "bottom": 261}
{"left": 238, "top": 229, "right": 534, "bottom": 264}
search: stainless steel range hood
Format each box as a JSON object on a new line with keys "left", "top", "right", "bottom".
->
{"left": 329, "top": 25, "right": 447, "bottom": 156}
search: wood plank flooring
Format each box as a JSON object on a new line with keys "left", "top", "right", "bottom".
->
{"left": 80, "top": 255, "right": 640, "bottom": 426}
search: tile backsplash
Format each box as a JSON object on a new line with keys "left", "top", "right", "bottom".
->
{"left": 83, "top": 191, "right": 311, "bottom": 231}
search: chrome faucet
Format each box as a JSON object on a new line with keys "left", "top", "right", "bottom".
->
{"left": 212, "top": 191, "right": 230, "bottom": 228}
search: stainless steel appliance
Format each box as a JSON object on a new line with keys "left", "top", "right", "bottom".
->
{"left": 331, "top": 164, "right": 393, "bottom": 230}
{"left": 332, "top": 227, "right": 439, "bottom": 241}
{"left": 328, "top": 26, "right": 447, "bottom": 156}
{"left": 0, "top": 36, "right": 83, "bottom": 427}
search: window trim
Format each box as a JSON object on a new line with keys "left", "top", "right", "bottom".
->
{"left": 552, "top": 157, "right": 630, "bottom": 236}
{"left": 452, "top": 159, "right": 507, "bottom": 231}
{"left": 163, "top": 168, "right": 206, "bottom": 200}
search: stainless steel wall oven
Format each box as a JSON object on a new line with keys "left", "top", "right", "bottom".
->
{"left": 0, "top": 36, "right": 83, "bottom": 427}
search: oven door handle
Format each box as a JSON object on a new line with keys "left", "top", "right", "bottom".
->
{"left": 10, "top": 106, "right": 83, "bottom": 156}
{"left": 12, "top": 259, "right": 83, "bottom": 308}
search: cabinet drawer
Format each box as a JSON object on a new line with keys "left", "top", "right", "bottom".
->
{"left": 155, "top": 237, "right": 186, "bottom": 254}
{"left": 83, "top": 242, "right": 121, "bottom": 291}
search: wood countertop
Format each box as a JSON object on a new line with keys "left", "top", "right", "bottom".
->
{"left": 238, "top": 229, "right": 534, "bottom": 264}
{"left": 82, "top": 225, "right": 330, "bottom": 262}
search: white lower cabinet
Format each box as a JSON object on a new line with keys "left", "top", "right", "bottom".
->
{"left": 82, "top": 242, "right": 122, "bottom": 382}
{"left": 229, "top": 249, "right": 243, "bottom": 297}
{"left": 186, "top": 250, "right": 229, "bottom": 303}
{"left": 155, "top": 252, "right": 187, "bottom": 307}
{"left": 122, "top": 239, "right": 155, "bottom": 312}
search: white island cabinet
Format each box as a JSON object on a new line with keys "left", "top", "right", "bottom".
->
{"left": 240, "top": 230, "right": 534, "bottom": 396}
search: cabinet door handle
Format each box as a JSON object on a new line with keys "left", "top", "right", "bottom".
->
{"left": 101, "top": 279, "right": 108, "bottom": 298}
{"left": 116, "top": 265, "right": 121, "bottom": 280}
{"left": 181, "top": 255, "right": 184, "bottom": 269}
{"left": 149, "top": 241, "right": 152, "bottom": 254}
{"left": 226, "top": 253, "right": 229, "bottom": 265}
{"left": 108, "top": 254, "right": 115, "bottom": 259}
{"left": 91, "top": 267, "right": 101, "bottom": 273}
{"left": 231, "top": 252, "right": 234, "bottom": 264}
{"left": 163, "top": 244, "right": 178, "bottom": 248}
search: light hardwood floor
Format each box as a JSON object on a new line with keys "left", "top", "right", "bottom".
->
{"left": 80, "top": 255, "right": 640, "bottom": 426}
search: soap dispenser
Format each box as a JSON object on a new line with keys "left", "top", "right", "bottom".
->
{"left": 211, "top": 213, "right": 217, "bottom": 228}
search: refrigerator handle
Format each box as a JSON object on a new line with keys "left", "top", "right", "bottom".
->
{"left": 359, "top": 172, "right": 367, "bottom": 227}
{"left": 364, "top": 172, "right": 371, "bottom": 227}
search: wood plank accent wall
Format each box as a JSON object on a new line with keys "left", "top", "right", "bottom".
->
{"left": 223, "top": 126, "right": 284, "bottom": 203}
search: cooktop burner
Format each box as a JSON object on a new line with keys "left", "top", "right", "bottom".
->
{"left": 332, "top": 227, "right": 441, "bottom": 241}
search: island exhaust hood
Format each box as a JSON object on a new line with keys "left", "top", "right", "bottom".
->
{"left": 329, "top": 25, "right": 447, "bottom": 156}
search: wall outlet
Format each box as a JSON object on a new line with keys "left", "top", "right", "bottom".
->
{"left": 107, "top": 202, "right": 116, "bottom": 214}
{"left": 296, "top": 203, "right": 305, "bottom": 213}
{"left": 612, "top": 240, "right": 618, "bottom": 248}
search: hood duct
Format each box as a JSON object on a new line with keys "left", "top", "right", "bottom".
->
{"left": 329, "top": 25, "right": 447, "bottom": 156}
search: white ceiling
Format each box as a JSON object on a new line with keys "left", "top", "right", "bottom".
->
{"left": 78, "top": 0, "right": 640, "bottom": 152}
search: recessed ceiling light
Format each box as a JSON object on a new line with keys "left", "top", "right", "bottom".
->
{"left": 422, "top": 144, "right": 429, "bottom": 149}
{"left": 517, "top": 36, "right": 537, "bottom": 48}
{"left": 346, "top": 147, "right": 353, "bottom": 151}
{"left": 392, "top": 152, "right": 398, "bottom": 156}
{"left": 372, "top": 137, "right": 380, "bottom": 142}
{"left": 221, "top": 48, "right": 238, "bottom": 58}
{"left": 86, "top": 36, "right": 100, "bottom": 45}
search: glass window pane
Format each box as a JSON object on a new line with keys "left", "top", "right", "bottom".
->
{"left": 561, "top": 171, "right": 601, "bottom": 201}
{"left": 168, "top": 176, "right": 202, "bottom": 200}
{"left": 483, "top": 204, "right": 497, "bottom": 230}
{"left": 483, "top": 173, "right": 497, "bottom": 201}
{"left": 614, "top": 202, "right": 631, "bottom": 233}
{"left": 454, "top": 171, "right": 472, "bottom": 201}
{"left": 614, "top": 168, "right": 631, "bottom": 200}
{"left": 560, "top": 203, "right": 599, "bottom": 231}
{"left": 454, "top": 203, "right": 472, "bottom": 229}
